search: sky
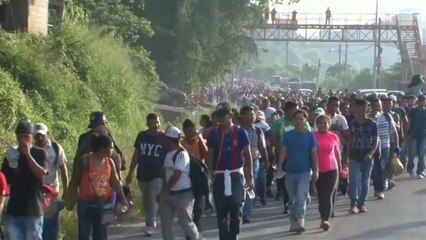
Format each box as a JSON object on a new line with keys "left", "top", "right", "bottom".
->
{"left": 276, "top": 0, "right": 426, "bottom": 29}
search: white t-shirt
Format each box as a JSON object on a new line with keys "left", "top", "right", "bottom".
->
{"left": 331, "top": 114, "right": 349, "bottom": 131}
{"left": 43, "top": 140, "right": 67, "bottom": 191}
{"left": 164, "top": 149, "right": 192, "bottom": 191}
{"left": 255, "top": 120, "right": 270, "bottom": 133}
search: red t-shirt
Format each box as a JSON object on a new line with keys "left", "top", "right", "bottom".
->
{"left": 0, "top": 171, "right": 10, "bottom": 196}
{"left": 314, "top": 131, "right": 340, "bottom": 173}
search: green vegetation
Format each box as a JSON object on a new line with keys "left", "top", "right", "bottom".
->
{"left": 0, "top": 10, "right": 159, "bottom": 239}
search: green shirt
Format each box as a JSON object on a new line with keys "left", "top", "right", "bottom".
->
{"left": 271, "top": 117, "right": 312, "bottom": 144}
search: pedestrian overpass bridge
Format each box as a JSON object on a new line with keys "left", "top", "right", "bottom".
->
{"left": 245, "top": 13, "right": 424, "bottom": 84}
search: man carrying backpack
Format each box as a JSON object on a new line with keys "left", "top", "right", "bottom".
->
{"left": 240, "top": 105, "right": 268, "bottom": 223}
{"left": 207, "top": 102, "right": 253, "bottom": 240}
{"left": 33, "top": 123, "right": 68, "bottom": 240}
{"left": 158, "top": 126, "right": 200, "bottom": 240}
{"left": 181, "top": 119, "right": 209, "bottom": 232}
{"left": 369, "top": 97, "right": 398, "bottom": 199}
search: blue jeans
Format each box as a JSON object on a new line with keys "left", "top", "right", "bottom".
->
{"left": 77, "top": 200, "right": 108, "bottom": 240}
{"left": 408, "top": 137, "right": 426, "bottom": 174}
{"left": 243, "top": 159, "right": 259, "bottom": 220}
{"left": 256, "top": 162, "right": 267, "bottom": 201}
{"left": 349, "top": 159, "right": 373, "bottom": 207}
{"left": 3, "top": 215, "right": 43, "bottom": 240}
{"left": 372, "top": 147, "right": 390, "bottom": 192}
{"left": 285, "top": 171, "right": 311, "bottom": 222}
{"left": 43, "top": 212, "right": 60, "bottom": 240}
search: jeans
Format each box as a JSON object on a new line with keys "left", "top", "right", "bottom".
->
{"left": 43, "top": 211, "right": 60, "bottom": 240}
{"left": 77, "top": 200, "right": 108, "bottom": 240}
{"left": 403, "top": 136, "right": 411, "bottom": 169}
{"left": 408, "top": 138, "right": 426, "bottom": 174}
{"left": 138, "top": 178, "right": 163, "bottom": 228}
{"left": 3, "top": 215, "right": 43, "bottom": 240}
{"left": 349, "top": 159, "right": 373, "bottom": 207}
{"left": 213, "top": 174, "right": 245, "bottom": 240}
{"left": 285, "top": 171, "right": 311, "bottom": 223}
{"left": 256, "top": 162, "right": 267, "bottom": 202}
{"left": 193, "top": 195, "right": 203, "bottom": 232}
{"left": 243, "top": 159, "right": 259, "bottom": 220}
{"left": 372, "top": 147, "right": 390, "bottom": 192}
{"left": 160, "top": 191, "right": 199, "bottom": 240}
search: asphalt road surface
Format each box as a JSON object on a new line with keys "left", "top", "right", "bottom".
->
{"left": 110, "top": 173, "right": 426, "bottom": 239}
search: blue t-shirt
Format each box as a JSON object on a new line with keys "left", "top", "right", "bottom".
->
{"left": 283, "top": 130, "right": 317, "bottom": 173}
{"left": 207, "top": 127, "right": 250, "bottom": 170}
{"left": 349, "top": 119, "right": 378, "bottom": 161}
{"left": 408, "top": 107, "right": 426, "bottom": 140}
{"left": 134, "top": 131, "right": 165, "bottom": 182}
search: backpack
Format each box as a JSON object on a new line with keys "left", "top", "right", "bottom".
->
{"left": 172, "top": 148, "right": 210, "bottom": 198}
{"left": 51, "top": 141, "right": 60, "bottom": 166}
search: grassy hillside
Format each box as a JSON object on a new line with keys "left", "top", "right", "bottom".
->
{"left": 0, "top": 19, "right": 159, "bottom": 238}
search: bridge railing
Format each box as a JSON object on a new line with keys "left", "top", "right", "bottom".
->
{"left": 270, "top": 13, "right": 416, "bottom": 26}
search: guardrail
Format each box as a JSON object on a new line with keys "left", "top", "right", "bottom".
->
{"left": 268, "top": 13, "right": 416, "bottom": 26}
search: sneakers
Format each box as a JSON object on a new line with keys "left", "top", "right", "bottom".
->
{"left": 144, "top": 226, "right": 154, "bottom": 237}
{"left": 242, "top": 218, "right": 251, "bottom": 224}
{"left": 349, "top": 206, "right": 359, "bottom": 214}
{"left": 409, "top": 170, "right": 416, "bottom": 178}
{"left": 320, "top": 221, "right": 330, "bottom": 231}
{"left": 290, "top": 219, "right": 305, "bottom": 233}
{"left": 387, "top": 180, "right": 396, "bottom": 190}
{"left": 418, "top": 172, "right": 425, "bottom": 179}
{"left": 376, "top": 192, "right": 385, "bottom": 200}
{"left": 283, "top": 206, "right": 289, "bottom": 214}
{"left": 359, "top": 205, "right": 368, "bottom": 213}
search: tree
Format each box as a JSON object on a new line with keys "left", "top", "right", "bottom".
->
{"left": 350, "top": 68, "right": 374, "bottom": 89}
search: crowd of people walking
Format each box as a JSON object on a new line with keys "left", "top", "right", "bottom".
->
{"left": 0, "top": 74, "right": 424, "bottom": 240}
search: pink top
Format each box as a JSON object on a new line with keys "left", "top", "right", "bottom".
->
{"left": 314, "top": 131, "right": 340, "bottom": 173}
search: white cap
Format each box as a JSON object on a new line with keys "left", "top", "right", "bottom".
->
{"left": 165, "top": 126, "right": 181, "bottom": 139}
{"left": 264, "top": 107, "right": 277, "bottom": 118}
{"left": 314, "top": 107, "right": 326, "bottom": 115}
{"left": 33, "top": 123, "right": 48, "bottom": 135}
{"left": 256, "top": 110, "right": 266, "bottom": 121}
{"left": 389, "top": 95, "right": 397, "bottom": 102}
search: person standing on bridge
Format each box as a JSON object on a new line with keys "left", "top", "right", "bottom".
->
{"left": 345, "top": 99, "right": 379, "bottom": 214}
{"left": 325, "top": 7, "right": 331, "bottom": 25}
{"left": 291, "top": 10, "right": 298, "bottom": 23}
{"left": 126, "top": 113, "right": 166, "bottom": 237}
{"left": 271, "top": 8, "right": 277, "bottom": 25}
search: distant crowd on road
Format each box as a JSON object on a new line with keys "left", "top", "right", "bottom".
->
{"left": 0, "top": 73, "right": 424, "bottom": 240}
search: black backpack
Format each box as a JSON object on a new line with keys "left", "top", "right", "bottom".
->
{"left": 172, "top": 148, "right": 210, "bottom": 198}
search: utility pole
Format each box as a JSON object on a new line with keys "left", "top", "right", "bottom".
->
{"left": 344, "top": 43, "right": 349, "bottom": 86}
{"left": 376, "top": 18, "right": 382, "bottom": 88}
{"left": 317, "top": 58, "right": 321, "bottom": 84}
{"left": 338, "top": 43, "right": 342, "bottom": 85}
{"left": 373, "top": 0, "right": 379, "bottom": 88}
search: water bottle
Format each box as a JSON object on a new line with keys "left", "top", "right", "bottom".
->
{"left": 120, "top": 205, "right": 129, "bottom": 213}
{"left": 247, "top": 190, "right": 256, "bottom": 199}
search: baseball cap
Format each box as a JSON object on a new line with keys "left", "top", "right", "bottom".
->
{"left": 165, "top": 126, "right": 181, "bottom": 139}
{"left": 215, "top": 102, "right": 232, "bottom": 116}
{"left": 314, "top": 107, "right": 326, "bottom": 115}
{"left": 256, "top": 110, "right": 266, "bottom": 121}
{"left": 15, "top": 121, "right": 33, "bottom": 135}
{"left": 34, "top": 123, "right": 48, "bottom": 135}
{"left": 88, "top": 112, "right": 107, "bottom": 128}
{"left": 264, "top": 107, "right": 277, "bottom": 118}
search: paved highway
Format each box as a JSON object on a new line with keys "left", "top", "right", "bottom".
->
{"left": 110, "top": 173, "right": 426, "bottom": 240}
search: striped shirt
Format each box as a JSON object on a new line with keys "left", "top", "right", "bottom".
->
{"left": 372, "top": 113, "right": 395, "bottom": 149}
